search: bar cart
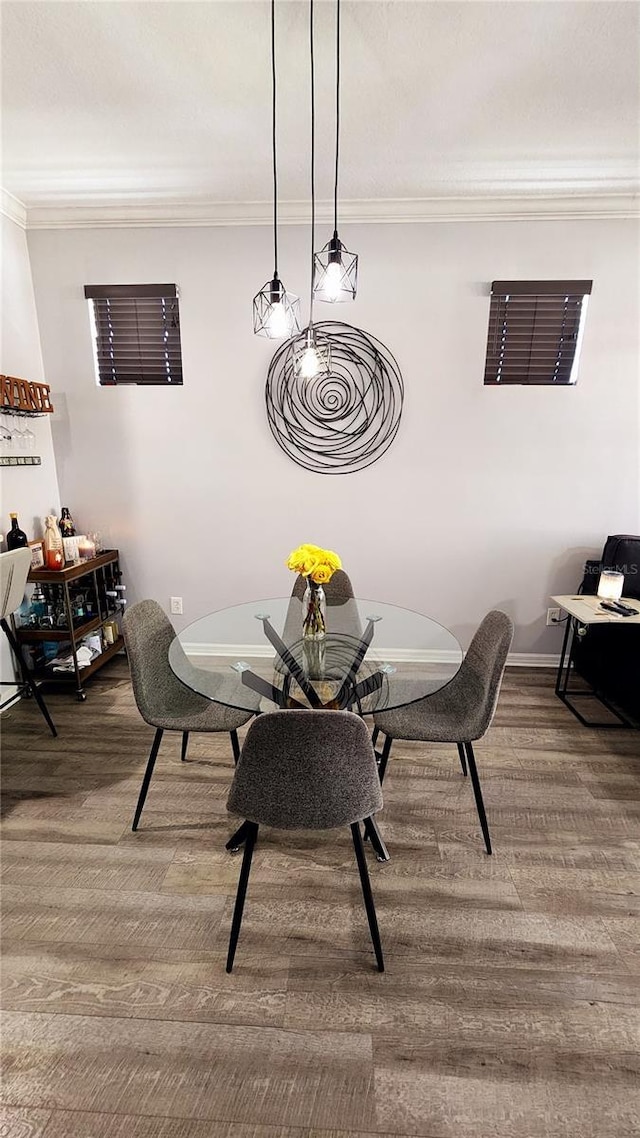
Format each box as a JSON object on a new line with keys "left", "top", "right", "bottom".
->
{"left": 13, "top": 550, "right": 126, "bottom": 701}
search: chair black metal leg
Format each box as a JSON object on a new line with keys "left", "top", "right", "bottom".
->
{"left": 371, "top": 726, "right": 380, "bottom": 748}
{"left": 230, "top": 729, "right": 240, "bottom": 765}
{"left": 351, "top": 821, "right": 384, "bottom": 972}
{"left": 1, "top": 618, "right": 57, "bottom": 737}
{"left": 464, "top": 741, "right": 492, "bottom": 855}
{"left": 181, "top": 731, "right": 189, "bottom": 762}
{"left": 22, "top": 670, "right": 57, "bottom": 737}
{"left": 363, "top": 815, "right": 390, "bottom": 862}
{"left": 226, "top": 819, "right": 253, "bottom": 851}
{"left": 456, "top": 742, "right": 468, "bottom": 776}
{"left": 376, "top": 734, "right": 393, "bottom": 785}
{"left": 226, "top": 821, "right": 258, "bottom": 973}
{"left": 131, "top": 728, "right": 163, "bottom": 831}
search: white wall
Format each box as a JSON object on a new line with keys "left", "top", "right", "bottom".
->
{"left": 27, "top": 217, "right": 640, "bottom": 655}
{"left": 1, "top": 213, "right": 61, "bottom": 684}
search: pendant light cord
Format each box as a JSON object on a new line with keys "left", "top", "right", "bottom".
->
{"left": 333, "top": 0, "right": 340, "bottom": 235}
{"left": 271, "top": 0, "right": 279, "bottom": 277}
{"left": 309, "top": 0, "right": 316, "bottom": 324}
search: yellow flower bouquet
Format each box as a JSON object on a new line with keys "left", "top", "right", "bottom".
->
{"left": 286, "top": 543, "right": 342, "bottom": 640}
{"left": 286, "top": 543, "right": 342, "bottom": 585}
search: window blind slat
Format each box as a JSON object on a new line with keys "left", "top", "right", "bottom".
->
{"left": 85, "top": 284, "right": 178, "bottom": 300}
{"left": 491, "top": 280, "right": 593, "bottom": 297}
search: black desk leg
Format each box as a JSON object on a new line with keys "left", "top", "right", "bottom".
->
{"left": 555, "top": 616, "right": 574, "bottom": 697}
{"left": 553, "top": 616, "right": 634, "bottom": 728}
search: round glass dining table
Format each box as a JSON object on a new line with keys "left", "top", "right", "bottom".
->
{"left": 169, "top": 595, "right": 462, "bottom": 715}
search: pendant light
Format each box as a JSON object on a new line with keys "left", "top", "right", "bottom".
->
{"left": 291, "top": 0, "right": 331, "bottom": 379}
{"left": 253, "top": 0, "right": 300, "bottom": 339}
{"left": 313, "top": 0, "right": 358, "bottom": 303}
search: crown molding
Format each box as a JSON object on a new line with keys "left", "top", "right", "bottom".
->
{"left": 23, "top": 192, "right": 639, "bottom": 230}
{"left": 1, "top": 188, "right": 27, "bottom": 229}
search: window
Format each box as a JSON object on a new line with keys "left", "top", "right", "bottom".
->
{"left": 84, "top": 284, "right": 183, "bottom": 386}
{"left": 484, "top": 280, "right": 592, "bottom": 386}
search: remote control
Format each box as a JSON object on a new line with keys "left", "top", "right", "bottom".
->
{"left": 612, "top": 600, "right": 639, "bottom": 615}
{"left": 599, "top": 601, "right": 637, "bottom": 617}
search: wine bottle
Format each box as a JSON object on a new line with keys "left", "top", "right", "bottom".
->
{"left": 59, "top": 507, "right": 76, "bottom": 538}
{"left": 6, "top": 513, "right": 28, "bottom": 550}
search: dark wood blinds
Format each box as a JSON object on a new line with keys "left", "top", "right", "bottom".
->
{"left": 484, "top": 280, "right": 592, "bottom": 386}
{"left": 84, "top": 284, "right": 183, "bottom": 386}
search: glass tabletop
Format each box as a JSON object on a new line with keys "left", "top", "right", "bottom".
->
{"left": 169, "top": 596, "right": 463, "bottom": 714}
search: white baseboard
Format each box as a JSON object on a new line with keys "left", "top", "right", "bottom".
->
{"left": 182, "top": 642, "right": 559, "bottom": 669}
{"left": 507, "top": 653, "right": 559, "bottom": 668}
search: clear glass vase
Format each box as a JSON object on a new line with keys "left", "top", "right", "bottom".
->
{"left": 302, "top": 582, "right": 326, "bottom": 641}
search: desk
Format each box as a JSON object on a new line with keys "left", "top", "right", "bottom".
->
{"left": 552, "top": 593, "right": 640, "bottom": 727}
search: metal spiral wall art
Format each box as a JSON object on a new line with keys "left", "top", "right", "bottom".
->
{"left": 265, "top": 321, "right": 404, "bottom": 474}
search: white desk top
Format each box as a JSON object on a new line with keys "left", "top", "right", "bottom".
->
{"left": 552, "top": 594, "right": 640, "bottom": 625}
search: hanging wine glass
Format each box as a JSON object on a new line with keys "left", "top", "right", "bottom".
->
{"left": 22, "top": 422, "right": 36, "bottom": 450}
{"left": 0, "top": 418, "right": 13, "bottom": 450}
{"left": 11, "top": 418, "right": 28, "bottom": 450}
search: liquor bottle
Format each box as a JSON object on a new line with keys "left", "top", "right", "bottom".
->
{"left": 59, "top": 507, "right": 76, "bottom": 538}
{"left": 31, "top": 584, "right": 47, "bottom": 623}
{"left": 6, "top": 513, "right": 28, "bottom": 550}
{"left": 43, "top": 515, "right": 64, "bottom": 570}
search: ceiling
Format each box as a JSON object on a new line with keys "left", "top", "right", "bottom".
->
{"left": 1, "top": 0, "right": 639, "bottom": 225}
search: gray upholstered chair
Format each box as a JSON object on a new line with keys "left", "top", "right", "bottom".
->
{"left": 124, "top": 600, "right": 256, "bottom": 831}
{"left": 0, "top": 547, "right": 57, "bottom": 736}
{"left": 225, "top": 709, "right": 385, "bottom": 974}
{"left": 291, "top": 568, "right": 356, "bottom": 604}
{"left": 372, "top": 610, "right": 514, "bottom": 855}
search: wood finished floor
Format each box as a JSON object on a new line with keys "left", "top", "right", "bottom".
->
{"left": 1, "top": 659, "right": 639, "bottom": 1138}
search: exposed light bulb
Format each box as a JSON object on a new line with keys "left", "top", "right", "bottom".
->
{"left": 322, "top": 260, "right": 343, "bottom": 301}
{"left": 313, "top": 234, "right": 358, "bottom": 303}
{"left": 300, "top": 345, "right": 321, "bottom": 379}
{"left": 265, "top": 301, "right": 289, "bottom": 338}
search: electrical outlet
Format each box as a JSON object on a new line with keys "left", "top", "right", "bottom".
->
{"left": 170, "top": 597, "right": 183, "bottom": 615}
{"left": 546, "top": 607, "right": 561, "bottom": 626}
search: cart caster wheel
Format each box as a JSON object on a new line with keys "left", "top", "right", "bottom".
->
{"left": 77, "top": 692, "right": 87, "bottom": 702}
{"left": 228, "top": 846, "right": 242, "bottom": 855}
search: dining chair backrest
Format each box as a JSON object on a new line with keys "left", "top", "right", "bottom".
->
{"left": 227, "top": 709, "right": 383, "bottom": 830}
{"left": 291, "top": 568, "right": 355, "bottom": 605}
{"left": 457, "top": 609, "right": 514, "bottom": 738}
{"left": 0, "top": 548, "right": 31, "bottom": 621}
{"left": 123, "top": 599, "right": 200, "bottom": 727}
{"left": 281, "top": 569, "right": 360, "bottom": 653}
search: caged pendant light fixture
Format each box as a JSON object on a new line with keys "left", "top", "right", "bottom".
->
{"left": 253, "top": 0, "right": 300, "bottom": 339}
{"left": 313, "top": 0, "right": 358, "bottom": 303}
{"left": 290, "top": 0, "right": 331, "bottom": 379}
